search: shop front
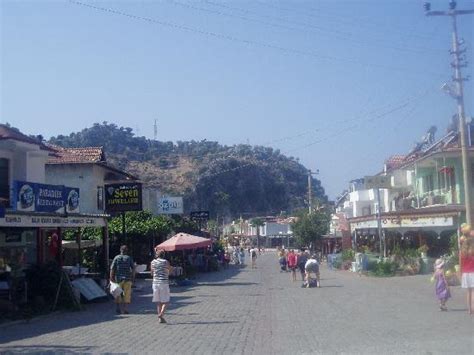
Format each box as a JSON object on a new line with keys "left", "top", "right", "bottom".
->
{"left": 349, "top": 209, "right": 461, "bottom": 258}
{"left": 0, "top": 211, "right": 108, "bottom": 304}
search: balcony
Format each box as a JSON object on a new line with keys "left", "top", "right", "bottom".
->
{"left": 419, "top": 189, "right": 456, "bottom": 207}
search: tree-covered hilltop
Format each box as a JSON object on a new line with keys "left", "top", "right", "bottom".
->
{"left": 49, "top": 122, "right": 327, "bottom": 218}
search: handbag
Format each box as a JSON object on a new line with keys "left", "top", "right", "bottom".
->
{"left": 109, "top": 281, "right": 123, "bottom": 298}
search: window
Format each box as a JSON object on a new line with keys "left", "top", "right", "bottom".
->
{"left": 438, "top": 167, "right": 455, "bottom": 191}
{"left": 97, "top": 186, "right": 104, "bottom": 210}
{"left": 423, "top": 175, "right": 434, "bottom": 193}
{"left": 0, "top": 158, "right": 9, "bottom": 206}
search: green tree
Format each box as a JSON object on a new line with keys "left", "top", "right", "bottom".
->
{"left": 108, "top": 211, "right": 173, "bottom": 244}
{"left": 291, "top": 210, "right": 329, "bottom": 250}
{"left": 250, "top": 218, "right": 265, "bottom": 248}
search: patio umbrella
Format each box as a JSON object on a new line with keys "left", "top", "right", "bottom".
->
{"left": 155, "top": 232, "right": 212, "bottom": 251}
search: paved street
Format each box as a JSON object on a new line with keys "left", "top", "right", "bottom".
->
{"left": 1, "top": 251, "right": 473, "bottom": 354}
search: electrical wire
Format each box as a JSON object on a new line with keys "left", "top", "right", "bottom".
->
{"left": 195, "top": 0, "right": 446, "bottom": 54}
{"left": 68, "top": 0, "right": 447, "bottom": 77}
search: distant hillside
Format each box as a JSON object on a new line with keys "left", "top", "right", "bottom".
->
{"left": 49, "top": 122, "right": 327, "bottom": 218}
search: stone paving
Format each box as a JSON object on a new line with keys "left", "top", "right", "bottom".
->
{"left": 0, "top": 251, "right": 473, "bottom": 354}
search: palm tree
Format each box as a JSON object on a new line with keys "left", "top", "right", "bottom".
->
{"left": 250, "top": 218, "right": 265, "bottom": 249}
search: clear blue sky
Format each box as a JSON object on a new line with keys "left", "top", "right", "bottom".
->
{"left": 1, "top": 0, "right": 472, "bottom": 199}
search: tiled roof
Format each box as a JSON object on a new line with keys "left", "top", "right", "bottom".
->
{"left": 47, "top": 145, "right": 105, "bottom": 164}
{"left": 385, "top": 129, "right": 474, "bottom": 172}
{"left": 0, "top": 124, "right": 52, "bottom": 151}
{"left": 384, "top": 155, "right": 406, "bottom": 170}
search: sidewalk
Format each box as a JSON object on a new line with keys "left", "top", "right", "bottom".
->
{"left": 1, "top": 253, "right": 473, "bottom": 354}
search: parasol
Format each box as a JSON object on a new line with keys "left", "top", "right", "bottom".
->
{"left": 155, "top": 232, "right": 212, "bottom": 251}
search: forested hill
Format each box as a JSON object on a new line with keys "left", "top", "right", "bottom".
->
{"left": 49, "top": 122, "right": 327, "bottom": 218}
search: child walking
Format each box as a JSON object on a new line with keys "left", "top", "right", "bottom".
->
{"left": 433, "top": 258, "right": 450, "bottom": 311}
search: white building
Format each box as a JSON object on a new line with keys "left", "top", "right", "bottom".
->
{"left": 45, "top": 146, "right": 137, "bottom": 214}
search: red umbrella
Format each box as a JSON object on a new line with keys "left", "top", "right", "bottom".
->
{"left": 156, "top": 232, "right": 212, "bottom": 251}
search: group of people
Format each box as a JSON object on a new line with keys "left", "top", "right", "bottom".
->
{"left": 225, "top": 246, "right": 259, "bottom": 268}
{"left": 110, "top": 245, "right": 172, "bottom": 323}
{"left": 278, "top": 248, "right": 320, "bottom": 288}
{"left": 433, "top": 237, "right": 474, "bottom": 315}
{"left": 109, "top": 243, "right": 262, "bottom": 324}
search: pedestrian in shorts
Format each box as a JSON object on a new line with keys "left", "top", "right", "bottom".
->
{"left": 151, "top": 247, "right": 172, "bottom": 323}
{"left": 110, "top": 245, "right": 135, "bottom": 314}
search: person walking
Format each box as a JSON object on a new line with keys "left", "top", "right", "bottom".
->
{"left": 250, "top": 246, "right": 258, "bottom": 269}
{"left": 297, "top": 250, "right": 308, "bottom": 281}
{"left": 110, "top": 245, "right": 135, "bottom": 314}
{"left": 287, "top": 249, "right": 297, "bottom": 281}
{"left": 151, "top": 248, "right": 172, "bottom": 323}
{"left": 239, "top": 247, "right": 245, "bottom": 266}
{"left": 460, "top": 237, "right": 474, "bottom": 315}
{"left": 433, "top": 258, "right": 450, "bottom": 311}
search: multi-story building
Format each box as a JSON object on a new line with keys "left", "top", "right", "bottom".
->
{"left": 335, "top": 123, "right": 474, "bottom": 258}
{"left": 0, "top": 125, "right": 109, "bottom": 302}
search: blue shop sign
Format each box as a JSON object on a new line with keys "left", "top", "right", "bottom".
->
{"left": 13, "top": 181, "right": 80, "bottom": 213}
{"left": 64, "top": 186, "right": 80, "bottom": 213}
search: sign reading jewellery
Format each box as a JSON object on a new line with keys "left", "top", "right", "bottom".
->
{"left": 104, "top": 183, "right": 142, "bottom": 212}
{"left": 13, "top": 181, "right": 80, "bottom": 213}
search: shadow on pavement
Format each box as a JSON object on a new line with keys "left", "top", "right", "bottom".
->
{"left": 0, "top": 344, "right": 97, "bottom": 354}
{"left": 447, "top": 308, "right": 469, "bottom": 312}
{"left": 196, "top": 281, "right": 258, "bottom": 287}
{"left": 0, "top": 309, "right": 123, "bottom": 345}
{"left": 166, "top": 320, "right": 238, "bottom": 326}
{"left": 0, "top": 265, "right": 247, "bottom": 345}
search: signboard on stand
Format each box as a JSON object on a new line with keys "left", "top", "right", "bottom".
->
{"left": 158, "top": 197, "right": 183, "bottom": 215}
{"left": 104, "top": 183, "right": 142, "bottom": 212}
{"left": 190, "top": 211, "right": 210, "bottom": 221}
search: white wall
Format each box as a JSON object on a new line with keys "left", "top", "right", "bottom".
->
{"left": 26, "top": 152, "right": 47, "bottom": 183}
{"left": 262, "top": 222, "right": 290, "bottom": 236}
{"left": 12, "top": 151, "right": 27, "bottom": 182}
{"left": 46, "top": 164, "right": 100, "bottom": 214}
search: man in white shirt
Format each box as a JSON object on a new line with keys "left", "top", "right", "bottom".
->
{"left": 304, "top": 255, "right": 320, "bottom": 288}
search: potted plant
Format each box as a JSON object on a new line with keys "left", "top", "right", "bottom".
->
{"left": 417, "top": 245, "right": 429, "bottom": 258}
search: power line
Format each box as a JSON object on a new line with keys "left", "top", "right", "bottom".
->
{"left": 197, "top": 0, "right": 446, "bottom": 54}
{"left": 253, "top": 0, "right": 444, "bottom": 41}
{"left": 68, "top": 0, "right": 446, "bottom": 76}
{"left": 139, "top": 85, "right": 439, "bottom": 176}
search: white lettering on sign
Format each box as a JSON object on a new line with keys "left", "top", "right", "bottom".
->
{"left": 0, "top": 214, "right": 106, "bottom": 227}
{"left": 38, "top": 188, "right": 63, "bottom": 199}
{"left": 350, "top": 216, "right": 454, "bottom": 232}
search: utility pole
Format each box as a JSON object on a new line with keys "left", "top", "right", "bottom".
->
{"left": 154, "top": 119, "right": 158, "bottom": 141}
{"left": 425, "top": 1, "right": 474, "bottom": 225}
{"left": 376, "top": 188, "right": 385, "bottom": 258}
{"left": 308, "top": 170, "right": 312, "bottom": 214}
{"left": 307, "top": 169, "right": 320, "bottom": 214}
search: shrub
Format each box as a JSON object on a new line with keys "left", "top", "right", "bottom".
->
{"left": 342, "top": 249, "right": 355, "bottom": 261}
{"left": 371, "top": 260, "right": 397, "bottom": 277}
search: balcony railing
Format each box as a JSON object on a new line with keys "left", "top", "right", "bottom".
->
{"left": 390, "top": 188, "right": 456, "bottom": 211}
{"left": 419, "top": 189, "right": 455, "bottom": 207}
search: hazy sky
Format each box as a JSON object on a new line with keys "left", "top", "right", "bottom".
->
{"left": 1, "top": 0, "right": 473, "bottom": 199}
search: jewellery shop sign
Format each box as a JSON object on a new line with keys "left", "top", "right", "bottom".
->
{"left": 13, "top": 181, "right": 80, "bottom": 214}
{"left": 104, "top": 183, "right": 142, "bottom": 212}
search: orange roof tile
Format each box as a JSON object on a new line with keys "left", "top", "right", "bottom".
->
{"left": 47, "top": 145, "right": 105, "bottom": 164}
